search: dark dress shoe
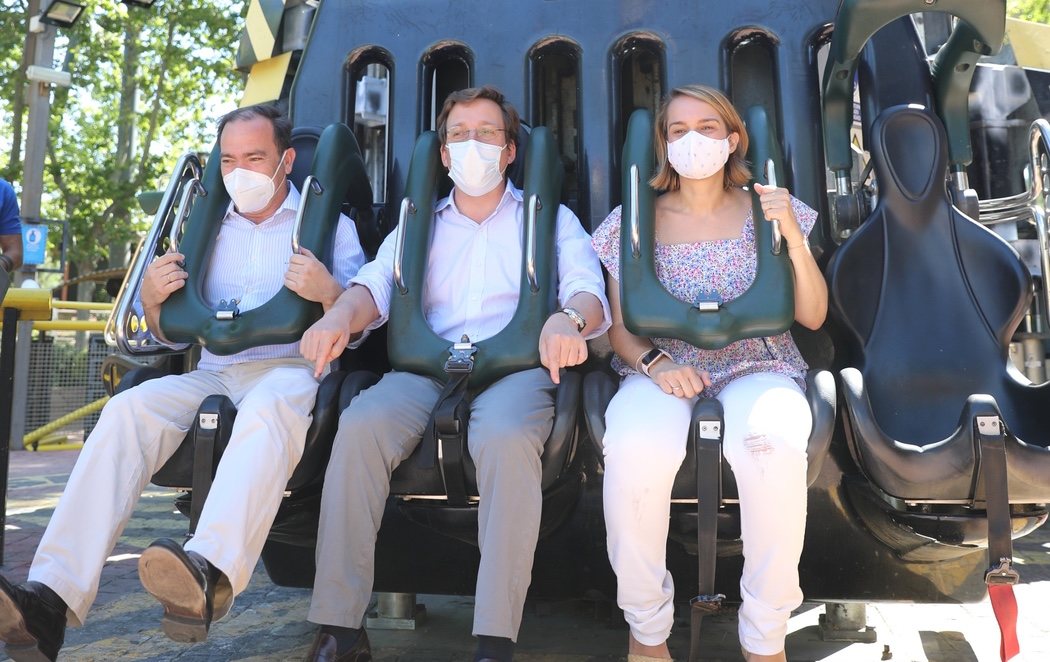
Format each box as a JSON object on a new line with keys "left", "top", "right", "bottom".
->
{"left": 303, "top": 628, "right": 372, "bottom": 662}
{"left": 0, "top": 576, "right": 67, "bottom": 662}
{"left": 138, "top": 538, "right": 228, "bottom": 643}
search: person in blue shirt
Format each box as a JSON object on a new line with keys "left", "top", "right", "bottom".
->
{"left": 0, "top": 178, "right": 22, "bottom": 274}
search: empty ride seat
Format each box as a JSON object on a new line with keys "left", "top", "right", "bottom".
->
{"left": 827, "top": 103, "right": 1050, "bottom": 508}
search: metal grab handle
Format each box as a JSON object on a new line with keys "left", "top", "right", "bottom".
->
{"left": 107, "top": 152, "right": 202, "bottom": 355}
{"left": 168, "top": 178, "right": 206, "bottom": 255}
{"left": 393, "top": 197, "right": 415, "bottom": 295}
{"left": 629, "top": 164, "right": 641, "bottom": 258}
{"left": 1028, "top": 119, "right": 1050, "bottom": 329}
{"left": 291, "top": 175, "right": 324, "bottom": 255}
{"left": 764, "top": 159, "right": 783, "bottom": 256}
{"left": 525, "top": 194, "right": 542, "bottom": 292}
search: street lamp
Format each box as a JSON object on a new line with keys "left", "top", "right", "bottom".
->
{"left": 39, "top": 0, "right": 85, "bottom": 28}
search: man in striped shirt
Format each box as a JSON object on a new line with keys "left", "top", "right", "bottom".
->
{"left": 0, "top": 105, "right": 367, "bottom": 662}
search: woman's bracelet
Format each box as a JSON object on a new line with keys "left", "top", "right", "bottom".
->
{"left": 787, "top": 240, "right": 809, "bottom": 251}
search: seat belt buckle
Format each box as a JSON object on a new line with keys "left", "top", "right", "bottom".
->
{"left": 689, "top": 593, "right": 725, "bottom": 614}
{"left": 215, "top": 298, "right": 240, "bottom": 321}
{"left": 693, "top": 290, "right": 722, "bottom": 312}
{"left": 985, "top": 557, "right": 1020, "bottom": 586}
{"left": 444, "top": 335, "right": 477, "bottom": 374}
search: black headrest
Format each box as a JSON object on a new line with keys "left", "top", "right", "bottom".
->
{"left": 870, "top": 104, "right": 945, "bottom": 215}
{"left": 506, "top": 123, "right": 531, "bottom": 189}
{"left": 288, "top": 126, "right": 323, "bottom": 192}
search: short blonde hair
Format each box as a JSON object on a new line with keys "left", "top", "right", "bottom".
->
{"left": 650, "top": 85, "right": 751, "bottom": 192}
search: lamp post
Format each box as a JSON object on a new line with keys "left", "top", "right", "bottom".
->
{"left": 19, "top": 0, "right": 79, "bottom": 287}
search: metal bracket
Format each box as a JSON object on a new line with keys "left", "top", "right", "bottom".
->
{"left": 215, "top": 298, "right": 240, "bottom": 321}
{"left": 976, "top": 415, "right": 1002, "bottom": 436}
{"left": 198, "top": 413, "right": 218, "bottom": 430}
{"left": 986, "top": 556, "right": 1020, "bottom": 586}
{"left": 696, "top": 421, "right": 721, "bottom": 440}
{"left": 444, "top": 335, "right": 477, "bottom": 374}
{"left": 689, "top": 593, "right": 725, "bottom": 614}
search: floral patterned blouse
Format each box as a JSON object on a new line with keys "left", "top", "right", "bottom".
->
{"left": 591, "top": 194, "right": 818, "bottom": 396}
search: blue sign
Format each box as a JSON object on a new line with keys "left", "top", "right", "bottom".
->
{"left": 22, "top": 224, "right": 48, "bottom": 265}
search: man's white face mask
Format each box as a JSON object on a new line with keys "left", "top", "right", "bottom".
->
{"left": 447, "top": 139, "right": 507, "bottom": 197}
{"left": 223, "top": 149, "right": 289, "bottom": 214}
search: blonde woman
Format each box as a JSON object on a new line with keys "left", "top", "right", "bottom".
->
{"left": 591, "top": 85, "right": 827, "bottom": 662}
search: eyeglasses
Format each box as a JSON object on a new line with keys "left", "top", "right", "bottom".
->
{"left": 445, "top": 126, "right": 507, "bottom": 144}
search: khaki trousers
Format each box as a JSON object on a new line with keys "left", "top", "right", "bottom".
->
{"left": 28, "top": 357, "right": 318, "bottom": 626}
{"left": 308, "top": 368, "right": 555, "bottom": 641}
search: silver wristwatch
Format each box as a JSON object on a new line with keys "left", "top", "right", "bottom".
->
{"left": 559, "top": 307, "right": 586, "bottom": 332}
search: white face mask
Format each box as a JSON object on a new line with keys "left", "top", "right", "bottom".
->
{"left": 223, "top": 149, "right": 289, "bottom": 214}
{"left": 447, "top": 139, "right": 507, "bottom": 197}
{"left": 666, "top": 131, "right": 730, "bottom": 181}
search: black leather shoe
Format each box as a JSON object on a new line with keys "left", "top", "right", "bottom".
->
{"left": 138, "top": 538, "right": 230, "bottom": 643}
{"left": 303, "top": 628, "right": 372, "bottom": 662}
{"left": 0, "top": 576, "right": 67, "bottom": 662}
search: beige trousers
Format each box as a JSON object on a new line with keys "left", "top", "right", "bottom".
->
{"left": 28, "top": 357, "right": 318, "bottom": 626}
{"left": 307, "top": 368, "right": 555, "bottom": 641}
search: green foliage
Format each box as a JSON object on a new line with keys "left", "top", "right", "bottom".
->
{"left": 1009, "top": 0, "right": 1050, "bottom": 23}
{"left": 1, "top": 0, "right": 245, "bottom": 287}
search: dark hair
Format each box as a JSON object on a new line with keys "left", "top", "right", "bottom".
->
{"left": 435, "top": 85, "right": 520, "bottom": 147}
{"left": 216, "top": 104, "right": 292, "bottom": 154}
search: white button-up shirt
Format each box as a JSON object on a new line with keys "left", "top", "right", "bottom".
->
{"left": 195, "top": 183, "right": 366, "bottom": 370}
{"left": 352, "top": 182, "right": 610, "bottom": 343}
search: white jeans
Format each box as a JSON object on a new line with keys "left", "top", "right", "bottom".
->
{"left": 28, "top": 357, "right": 318, "bottom": 626}
{"left": 602, "top": 372, "right": 810, "bottom": 655}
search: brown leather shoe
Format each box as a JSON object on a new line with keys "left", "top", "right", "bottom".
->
{"left": 139, "top": 538, "right": 228, "bottom": 643}
{"left": 303, "top": 628, "right": 372, "bottom": 661}
{"left": 0, "top": 576, "right": 67, "bottom": 662}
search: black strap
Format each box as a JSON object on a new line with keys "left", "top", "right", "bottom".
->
{"left": 189, "top": 411, "right": 219, "bottom": 536}
{"left": 689, "top": 398, "right": 725, "bottom": 662}
{"left": 976, "top": 414, "right": 1021, "bottom": 661}
{"left": 418, "top": 372, "right": 470, "bottom": 470}
{"left": 978, "top": 415, "right": 1015, "bottom": 583}
{"left": 188, "top": 395, "right": 236, "bottom": 536}
{"left": 418, "top": 338, "right": 476, "bottom": 506}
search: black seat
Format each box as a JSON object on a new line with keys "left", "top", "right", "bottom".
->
{"left": 827, "top": 104, "right": 1050, "bottom": 502}
{"left": 825, "top": 105, "right": 1050, "bottom": 560}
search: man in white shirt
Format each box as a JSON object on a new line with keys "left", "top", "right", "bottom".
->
{"left": 299, "top": 86, "right": 611, "bottom": 662}
{"left": 0, "top": 105, "right": 367, "bottom": 662}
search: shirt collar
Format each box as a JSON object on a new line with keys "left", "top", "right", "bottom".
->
{"left": 434, "top": 181, "right": 521, "bottom": 221}
{"left": 224, "top": 181, "right": 301, "bottom": 226}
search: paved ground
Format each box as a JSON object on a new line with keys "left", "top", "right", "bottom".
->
{"left": 0, "top": 448, "right": 1048, "bottom": 661}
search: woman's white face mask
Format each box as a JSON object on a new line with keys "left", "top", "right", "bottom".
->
{"left": 447, "top": 139, "right": 507, "bottom": 197}
{"left": 666, "top": 131, "right": 730, "bottom": 181}
{"left": 223, "top": 149, "right": 289, "bottom": 214}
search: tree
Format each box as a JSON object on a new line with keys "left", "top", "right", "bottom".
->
{"left": 1, "top": 0, "right": 245, "bottom": 297}
{"left": 1009, "top": 0, "right": 1050, "bottom": 23}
